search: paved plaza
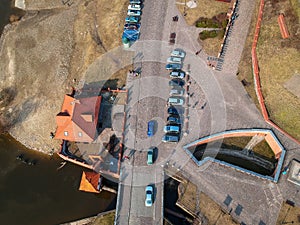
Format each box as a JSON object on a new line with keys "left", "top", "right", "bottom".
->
{"left": 115, "top": 0, "right": 300, "bottom": 224}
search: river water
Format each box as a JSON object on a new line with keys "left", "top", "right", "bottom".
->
{"left": 0, "top": 2, "right": 116, "bottom": 225}
{"left": 0, "top": 134, "right": 116, "bottom": 225}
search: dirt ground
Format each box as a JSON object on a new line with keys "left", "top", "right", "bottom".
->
{"left": 0, "top": 0, "right": 128, "bottom": 153}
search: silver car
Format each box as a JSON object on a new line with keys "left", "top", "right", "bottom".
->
{"left": 168, "top": 97, "right": 184, "bottom": 105}
{"left": 169, "top": 89, "right": 184, "bottom": 96}
{"left": 170, "top": 70, "right": 185, "bottom": 79}
{"left": 171, "top": 49, "right": 186, "bottom": 58}
{"left": 167, "top": 57, "right": 182, "bottom": 64}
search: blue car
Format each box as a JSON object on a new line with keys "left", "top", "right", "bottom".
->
{"left": 167, "top": 115, "right": 180, "bottom": 124}
{"left": 147, "top": 121, "right": 155, "bottom": 137}
{"left": 168, "top": 106, "right": 184, "bottom": 115}
{"left": 165, "top": 63, "right": 182, "bottom": 70}
{"left": 162, "top": 134, "right": 179, "bottom": 143}
{"left": 124, "top": 23, "right": 140, "bottom": 31}
{"left": 125, "top": 16, "right": 140, "bottom": 23}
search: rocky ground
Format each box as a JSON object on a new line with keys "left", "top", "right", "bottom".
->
{"left": 0, "top": 0, "right": 127, "bottom": 153}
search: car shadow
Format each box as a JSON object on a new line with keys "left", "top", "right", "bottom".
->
{"left": 152, "top": 147, "right": 158, "bottom": 163}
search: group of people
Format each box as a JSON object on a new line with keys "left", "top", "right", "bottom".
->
{"left": 129, "top": 70, "right": 140, "bottom": 77}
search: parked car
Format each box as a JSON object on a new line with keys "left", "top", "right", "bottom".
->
{"left": 145, "top": 185, "right": 153, "bottom": 207}
{"left": 147, "top": 121, "right": 155, "bottom": 137}
{"left": 167, "top": 57, "right": 182, "bottom": 64}
{"left": 169, "top": 88, "right": 184, "bottom": 96}
{"left": 168, "top": 106, "right": 184, "bottom": 115}
{"left": 170, "top": 70, "right": 185, "bottom": 79}
{"left": 124, "top": 23, "right": 140, "bottom": 30}
{"left": 125, "top": 16, "right": 140, "bottom": 23}
{"left": 130, "top": 0, "right": 141, "bottom": 3}
{"left": 165, "top": 63, "right": 182, "bottom": 70}
{"left": 127, "top": 10, "right": 141, "bottom": 16}
{"left": 162, "top": 134, "right": 179, "bottom": 142}
{"left": 164, "top": 125, "right": 180, "bottom": 133}
{"left": 169, "top": 78, "right": 185, "bottom": 87}
{"left": 168, "top": 97, "right": 184, "bottom": 106}
{"left": 167, "top": 115, "right": 180, "bottom": 124}
{"left": 128, "top": 4, "right": 141, "bottom": 10}
{"left": 171, "top": 49, "right": 186, "bottom": 58}
{"left": 147, "top": 148, "right": 154, "bottom": 165}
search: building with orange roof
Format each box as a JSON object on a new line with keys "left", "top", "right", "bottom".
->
{"left": 79, "top": 171, "right": 103, "bottom": 193}
{"left": 54, "top": 94, "right": 101, "bottom": 143}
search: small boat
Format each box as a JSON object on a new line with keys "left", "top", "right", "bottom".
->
{"left": 16, "top": 154, "right": 24, "bottom": 160}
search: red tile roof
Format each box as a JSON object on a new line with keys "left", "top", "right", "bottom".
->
{"left": 54, "top": 95, "right": 101, "bottom": 142}
{"left": 79, "top": 171, "right": 101, "bottom": 193}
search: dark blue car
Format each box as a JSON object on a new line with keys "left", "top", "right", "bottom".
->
{"left": 168, "top": 106, "right": 184, "bottom": 115}
{"left": 147, "top": 121, "right": 155, "bottom": 137}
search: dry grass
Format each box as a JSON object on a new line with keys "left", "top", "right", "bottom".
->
{"left": 222, "top": 137, "right": 252, "bottom": 150}
{"left": 276, "top": 202, "right": 300, "bottom": 225}
{"left": 223, "top": 137, "right": 274, "bottom": 159}
{"left": 176, "top": 0, "right": 230, "bottom": 26}
{"left": 177, "top": 181, "right": 198, "bottom": 216}
{"left": 97, "top": 0, "right": 127, "bottom": 50}
{"left": 176, "top": 0, "right": 230, "bottom": 56}
{"left": 201, "top": 34, "right": 223, "bottom": 56}
{"left": 197, "top": 136, "right": 275, "bottom": 159}
{"left": 252, "top": 140, "right": 274, "bottom": 159}
{"left": 238, "top": 0, "right": 300, "bottom": 141}
{"left": 257, "top": 0, "right": 300, "bottom": 140}
{"left": 199, "top": 192, "right": 238, "bottom": 225}
{"left": 69, "top": 0, "right": 128, "bottom": 86}
{"left": 92, "top": 211, "right": 115, "bottom": 225}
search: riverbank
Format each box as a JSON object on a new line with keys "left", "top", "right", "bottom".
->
{"left": 61, "top": 210, "right": 115, "bottom": 225}
{"left": 0, "top": 0, "right": 128, "bottom": 154}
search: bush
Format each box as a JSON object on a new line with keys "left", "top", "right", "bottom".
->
{"left": 199, "top": 30, "right": 219, "bottom": 40}
{"left": 196, "top": 18, "right": 219, "bottom": 28}
{"left": 195, "top": 13, "right": 229, "bottom": 28}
